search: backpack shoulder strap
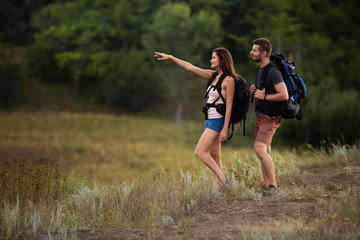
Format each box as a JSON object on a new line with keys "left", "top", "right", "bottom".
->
{"left": 204, "top": 79, "right": 214, "bottom": 99}
{"left": 260, "top": 62, "right": 275, "bottom": 88}
{"left": 216, "top": 73, "right": 227, "bottom": 87}
{"left": 204, "top": 73, "right": 227, "bottom": 101}
{"left": 216, "top": 73, "right": 227, "bottom": 103}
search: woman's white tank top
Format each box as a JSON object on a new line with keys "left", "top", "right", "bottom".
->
{"left": 206, "top": 84, "right": 226, "bottom": 119}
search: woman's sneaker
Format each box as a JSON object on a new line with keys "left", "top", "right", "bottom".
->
{"left": 225, "top": 177, "right": 233, "bottom": 185}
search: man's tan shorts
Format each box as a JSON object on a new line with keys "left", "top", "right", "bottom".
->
{"left": 254, "top": 114, "right": 282, "bottom": 146}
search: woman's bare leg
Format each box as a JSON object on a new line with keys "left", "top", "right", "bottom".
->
{"left": 209, "top": 137, "right": 222, "bottom": 172}
{"left": 194, "top": 128, "right": 226, "bottom": 184}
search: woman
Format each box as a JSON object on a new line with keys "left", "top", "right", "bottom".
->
{"left": 154, "top": 47, "right": 236, "bottom": 184}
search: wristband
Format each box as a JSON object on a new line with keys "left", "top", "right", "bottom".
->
{"left": 264, "top": 94, "right": 267, "bottom": 101}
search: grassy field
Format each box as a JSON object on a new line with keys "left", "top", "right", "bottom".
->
{"left": 0, "top": 111, "right": 254, "bottom": 182}
{"left": 0, "top": 112, "right": 359, "bottom": 239}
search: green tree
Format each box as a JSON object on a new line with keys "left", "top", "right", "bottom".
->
{"left": 27, "top": 0, "right": 164, "bottom": 110}
{"left": 0, "top": 0, "right": 61, "bottom": 45}
{"left": 244, "top": 0, "right": 303, "bottom": 63}
{"left": 0, "top": 48, "right": 24, "bottom": 107}
{"left": 143, "top": 3, "right": 222, "bottom": 122}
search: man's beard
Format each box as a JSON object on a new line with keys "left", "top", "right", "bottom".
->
{"left": 252, "top": 56, "right": 261, "bottom": 62}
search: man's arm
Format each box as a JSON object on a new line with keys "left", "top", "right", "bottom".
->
{"left": 253, "top": 67, "right": 288, "bottom": 102}
{"left": 254, "top": 82, "right": 288, "bottom": 102}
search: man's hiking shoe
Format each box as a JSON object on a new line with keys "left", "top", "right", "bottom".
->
{"left": 225, "top": 177, "right": 233, "bottom": 185}
{"left": 261, "top": 187, "right": 267, "bottom": 196}
{"left": 267, "top": 185, "right": 279, "bottom": 196}
{"left": 262, "top": 184, "right": 279, "bottom": 196}
{"left": 261, "top": 185, "right": 268, "bottom": 195}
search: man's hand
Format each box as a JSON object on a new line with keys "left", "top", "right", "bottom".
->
{"left": 250, "top": 84, "right": 257, "bottom": 94}
{"left": 254, "top": 88, "right": 266, "bottom": 100}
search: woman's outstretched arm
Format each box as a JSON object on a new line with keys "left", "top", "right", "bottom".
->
{"left": 154, "top": 52, "right": 214, "bottom": 79}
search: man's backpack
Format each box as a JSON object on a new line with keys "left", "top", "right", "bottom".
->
{"left": 203, "top": 73, "right": 250, "bottom": 139}
{"left": 262, "top": 54, "right": 307, "bottom": 120}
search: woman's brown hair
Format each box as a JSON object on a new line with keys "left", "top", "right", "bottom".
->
{"left": 210, "top": 47, "right": 237, "bottom": 82}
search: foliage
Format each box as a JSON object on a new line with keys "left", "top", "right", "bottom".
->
{"left": 98, "top": 47, "right": 164, "bottom": 110}
{"left": 0, "top": 57, "right": 24, "bottom": 107}
{"left": 144, "top": 2, "right": 222, "bottom": 59}
{"left": 245, "top": 0, "right": 303, "bottom": 54}
{"left": 277, "top": 78, "right": 360, "bottom": 146}
{"left": 143, "top": 2, "right": 222, "bottom": 122}
{"left": 26, "top": 0, "right": 164, "bottom": 110}
{"left": 0, "top": 0, "right": 60, "bottom": 45}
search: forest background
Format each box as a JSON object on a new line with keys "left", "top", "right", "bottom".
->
{"left": 1, "top": 0, "right": 359, "bottom": 146}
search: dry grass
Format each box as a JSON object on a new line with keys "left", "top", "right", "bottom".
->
{"left": 236, "top": 189, "right": 360, "bottom": 240}
{"left": 0, "top": 158, "right": 66, "bottom": 207}
{"left": 0, "top": 112, "right": 359, "bottom": 239}
{"left": 225, "top": 143, "right": 360, "bottom": 240}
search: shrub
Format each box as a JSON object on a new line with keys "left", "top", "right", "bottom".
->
{"left": 0, "top": 158, "right": 67, "bottom": 207}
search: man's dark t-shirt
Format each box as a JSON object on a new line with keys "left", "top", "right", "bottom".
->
{"left": 255, "top": 62, "right": 284, "bottom": 116}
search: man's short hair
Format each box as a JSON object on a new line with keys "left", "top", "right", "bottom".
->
{"left": 252, "top": 38, "right": 272, "bottom": 57}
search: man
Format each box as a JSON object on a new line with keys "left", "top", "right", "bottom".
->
{"left": 249, "top": 38, "right": 288, "bottom": 195}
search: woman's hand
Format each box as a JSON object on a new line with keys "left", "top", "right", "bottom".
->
{"left": 154, "top": 51, "right": 214, "bottom": 78}
{"left": 219, "top": 129, "right": 227, "bottom": 143}
{"left": 154, "top": 52, "right": 171, "bottom": 61}
{"left": 254, "top": 88, "right": 265, "bottom": 100}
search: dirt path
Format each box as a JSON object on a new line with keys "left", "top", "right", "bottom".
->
{"left": 76, "top": 161, "right": 360, "bottom": 240}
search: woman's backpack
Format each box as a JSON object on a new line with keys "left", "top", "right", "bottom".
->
{"left": 203, "top": 73, "right": 250, "bottom": 139}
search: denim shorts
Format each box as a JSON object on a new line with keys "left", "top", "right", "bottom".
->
{"left": 204, "top": 117, "right": 225, "bottom": 133}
